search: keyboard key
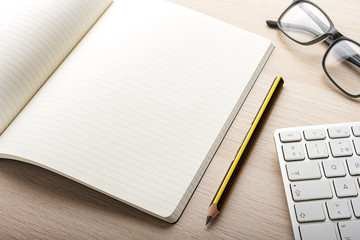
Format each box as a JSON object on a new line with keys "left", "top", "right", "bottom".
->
{"left": 291, "top": 181, "right": 333, "bottom": 201}
{"left": 300, "top": 223, "right": 337, "bottom": 240}
{"left": 347, "top": 158, "right": 360, "bottom": 176}
{"left": 304, "top": 129, "right": 326, "bottom": 140}
{"left": 306, "top": 141, "right": 329, "bottom": 159}
{"left": 282, "top": 143, "right": 305, "bottom": 161}
{"left": 328, "top": 127, "right": 350, "bottom": 138}
{"left": 295, "top": 202, "right": 325, "bottom": 223}
{"left": 322, "top": 159, "right": 346, "bottom": 177}
{"left": 333, "top": 179, "right": 358, "bottom": 197}
{"left": 352, "top": 125, "right": 360, "bottom": 137}
{"left": 329, "top": 139, "right": 353, "bottom": 157}
{"left": 353, "top": 138, "right": 360, "bottom": 155}
{"left": 326, "top": 200, "right": 351, "bottom": 220}
{"left": 286, "top": 162, "right": 321, "bottom": 181}
{"left": 351, "top": 199, "right": 360, "bottom": 217}
{"left": 338, "top": 221, "right": 360, "bottom": 240}
{"left": 279, "top": 131, "right": 301, "bottom": 143}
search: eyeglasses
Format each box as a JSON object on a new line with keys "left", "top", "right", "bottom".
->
{"left": 266, "top": 0, "right": 360, "bottom": 98}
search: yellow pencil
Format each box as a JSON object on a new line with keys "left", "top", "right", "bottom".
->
{"left": 206, "top": 76, "right": 284, "bottom": 225}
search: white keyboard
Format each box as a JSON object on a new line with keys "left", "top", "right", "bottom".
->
{"left": 273, "top": 122, "right": 360, "bottom": 240}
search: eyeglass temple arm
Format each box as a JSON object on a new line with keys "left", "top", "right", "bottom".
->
{"left": 266, "top": 20, "right": 326, "bottom": 42}
{"left": 298, "top": 4, "right": 329, "bottom": 33}
{"left": 337, "top": 44, "right": 360, "bottom": 68}
{"left": 266, "top": 20, "right": 278, "bottom": 28}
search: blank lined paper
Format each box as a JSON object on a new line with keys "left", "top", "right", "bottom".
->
{"left": 0, "top": 0, "right": 111, "bottom": 133}
{"left": 0, "top": 0, "right": 273, "bottom": 222}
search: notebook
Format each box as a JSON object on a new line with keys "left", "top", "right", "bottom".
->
{"left": 0, "top": 0, "right": 273, "bottom": 223}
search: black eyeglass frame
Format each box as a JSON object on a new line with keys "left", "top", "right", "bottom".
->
{"left": 267, "top": 0, "right": 360, "bottom": 98}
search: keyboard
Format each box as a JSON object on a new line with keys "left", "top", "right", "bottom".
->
{"left": 273, "top": 122, "right": 360, "bottom": 240}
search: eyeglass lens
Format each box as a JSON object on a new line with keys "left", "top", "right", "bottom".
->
{"left": 278, "top": 2, "right": 360, "bottom": 97}
{"left": 324, "top": 40, "right": 360, "bottom": 97}
{"left": 279, "top": 2, "right": 330, "bottom": 44}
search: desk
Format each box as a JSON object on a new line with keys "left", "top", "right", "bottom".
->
{"left": 1, "top": 0, "right": 359, "bottom": 239}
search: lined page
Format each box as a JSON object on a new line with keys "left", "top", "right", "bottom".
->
{"left": 0, "top": 0, "right": 272, "bottom": 222}
{"left": 0, "top": 0, "right": 111, "bottom": 133}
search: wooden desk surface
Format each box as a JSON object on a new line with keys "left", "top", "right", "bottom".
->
{"left": 1, "top": 0, "right": 359, "bottom": 239}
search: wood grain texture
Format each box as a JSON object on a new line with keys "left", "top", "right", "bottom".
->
{"left": 1, "top": 0, "right": 360, "bottom": 239}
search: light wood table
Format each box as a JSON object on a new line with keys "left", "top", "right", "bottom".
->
{"left": 1, "top": 0, "right": 359, "bottom": 239}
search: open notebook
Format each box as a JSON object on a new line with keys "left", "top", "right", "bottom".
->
{"left": 0, "top": 0, "right": 273, "bottom": 222}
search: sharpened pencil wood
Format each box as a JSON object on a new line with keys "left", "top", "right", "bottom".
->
{"left": 206, "top": 203, "right": 220, "bottom": 225}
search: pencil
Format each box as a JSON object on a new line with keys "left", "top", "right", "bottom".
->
{"left": 206, "top": 76, "right": 284, "bottom": 225}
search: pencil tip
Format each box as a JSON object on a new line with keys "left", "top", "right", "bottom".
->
{"left": 205, "top": 216, "right": 212, "bottom": 225}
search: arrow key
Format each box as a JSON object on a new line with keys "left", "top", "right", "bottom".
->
{"left": 326, "top": 200, "right": 351, "bottom": 220}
